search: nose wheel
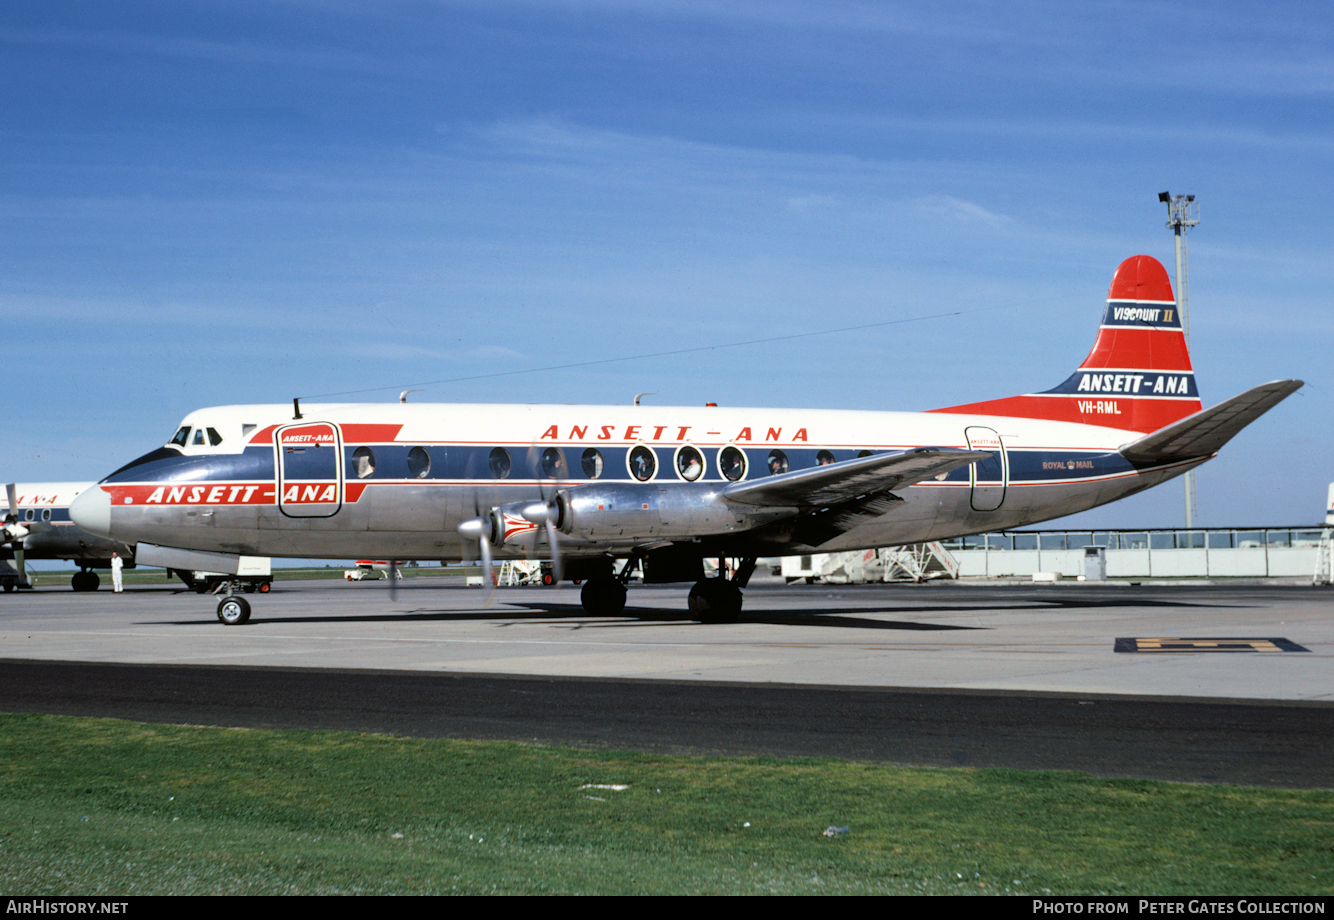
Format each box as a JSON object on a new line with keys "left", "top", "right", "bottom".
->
{"left": 216, "top": 595, "right": 251, "bottom": 625}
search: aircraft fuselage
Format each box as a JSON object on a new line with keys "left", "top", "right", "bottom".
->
{"left": 76, "top": 402, "right": 1195, "bottom": 561}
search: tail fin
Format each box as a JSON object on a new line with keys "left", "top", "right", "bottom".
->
{"left": 929, "top": 255, "right": 1202, "bottom": 433}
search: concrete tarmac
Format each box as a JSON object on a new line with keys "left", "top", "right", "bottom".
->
{"left": 1, "top": 575, "right": 1330, "bottom": 787}
{"left": 1, "top": 575, "right": 1329, "bottom": 701}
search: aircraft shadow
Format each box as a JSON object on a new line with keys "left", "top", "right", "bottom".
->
{"left": 143, "top": 590, "right": 1251, "bottom": 630}
{"left": 148, "top": 603, "right": 984, "bottom": 631}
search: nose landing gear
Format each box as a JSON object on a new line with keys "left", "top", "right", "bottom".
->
{"left": 216, "top": 594, "right": 251, "bottom": 625}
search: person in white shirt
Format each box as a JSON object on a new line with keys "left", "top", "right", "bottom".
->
{"left": 111, "top": 551, "right": 123, "bottom": 593}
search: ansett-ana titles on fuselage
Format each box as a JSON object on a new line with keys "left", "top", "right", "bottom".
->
{"left": 70, "top": 256, "right": 1302, "bottom": 622}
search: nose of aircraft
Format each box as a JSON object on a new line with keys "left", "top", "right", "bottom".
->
{"left": 70, "top": 486, "right": 112, "bottom": 538}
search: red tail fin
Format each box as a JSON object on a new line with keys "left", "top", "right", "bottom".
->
{"left": 929, "top": 255, "right": 1202, "bottom": 433}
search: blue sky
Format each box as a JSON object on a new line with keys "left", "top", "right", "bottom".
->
{"left": 4, "top": 1, "right": 1330, "bottom": 530}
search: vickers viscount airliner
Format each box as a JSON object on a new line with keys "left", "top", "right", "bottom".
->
{"left": 70, "top": 256, "right": 1301, "bottom": 624}
{"left": 1, "top": 483, "right": 132, "bottom": 591}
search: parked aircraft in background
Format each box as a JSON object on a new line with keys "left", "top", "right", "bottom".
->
{"left": 1, "top": 483, "right": 133, "bottom": 590}
{"left": 71, "top": 256, "right": 1301, "bottom": 624}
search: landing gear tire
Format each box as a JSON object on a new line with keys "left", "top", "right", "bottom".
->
{"left": 72, "top": 571, "right": 101, "bottom": 592}
{"left": 216, "top": 596, "right": 251, "bottom": 626}
{"left": 3, "top": 583, "right": 12, "bottom": 592}
{"left": 580, "top": 577, "right": 627, "bottom": 616}
{"left": 689, "top": 578, "right": 743, "bottom": 624}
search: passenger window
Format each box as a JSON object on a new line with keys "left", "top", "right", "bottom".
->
{"left": 676, "top": 446, "right": 704, "bottom": 481}
{"left": 719, "top": 446, "right": 746, "bottom": 482}
{"left": 352, "top": 447, "right": 376, "bottom": 479}
{"left": 767, "top": 450, "right": 789, "bottom": 476}
{"left": 817, "top": 450, "right": 836, "bottom": 466}
{"left": 629, "top": 445, "right": 656, "bottom": 482}
{"left": 42, "top": 509, "right": 51, "bottom": 522}
{"left": 581, "top": 448, "right": 604, "bottom": 479}
{"left": 407, "top": 446, "right": 432, "bottom": 479}
{"left": 541, "top": 447, "right": 567, "bottom": 480}
{"left": 857, "top": 450, "right": 874, "bottom": 458}
{"left": 24, "top": 509, "right": 33, "bottom": 522}
{"left": 489, "top": 447, "right": 512, "bottom": 480}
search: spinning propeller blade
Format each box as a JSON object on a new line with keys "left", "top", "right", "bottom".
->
{"left": 3, "top": 484, "right": 28, "bottom": 582}
{"left": 525, "top": 445, "right": 565, "bottom": 585}
{"left": 457, "top": 490, "right": 498, "bottom": 604}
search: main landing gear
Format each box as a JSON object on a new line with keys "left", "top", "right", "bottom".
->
{"left": 71, "top": 568, "right": 101, "bottom": 592}
{"left": 578, "top": 556, "right": 758, "bottom": 623}
{"left": 687, "top": 557, "right": 757, "bottom": 624}
{"left": 579, "top": 562, "right": 631, "bottom": 617}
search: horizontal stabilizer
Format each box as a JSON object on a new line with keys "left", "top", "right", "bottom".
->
{"left": 1119, "top": 380, "right": 1303, "bottom": 465}
{"left": 721, "top": 447, "right": 989, "bottom": 508}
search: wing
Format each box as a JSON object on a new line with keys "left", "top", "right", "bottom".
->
{"left": 1119, "top": 380, "right": 1303, "bottom": 465}
{"left": 717, "top": 448, "right": 988, "bottom": 550}
{"left": 720, "top": 447, "right": 989, "bottom": 508}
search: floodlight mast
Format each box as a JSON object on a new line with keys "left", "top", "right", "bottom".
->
{"left": 1159, "top": 191, "right": 1200, "bottom": 527}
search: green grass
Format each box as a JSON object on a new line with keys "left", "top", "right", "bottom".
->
{"left": 1, "top": 712, "right": 1330, "bottom": 896}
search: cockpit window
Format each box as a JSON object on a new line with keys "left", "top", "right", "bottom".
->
{"left": 170, "top": 427, "right": 191, "bottom": 447}
{"left": 192, "top": 429, "right": 206, "bottom": 446}
{"left": 206, "top": 427, "right": 223, "bottom": 446}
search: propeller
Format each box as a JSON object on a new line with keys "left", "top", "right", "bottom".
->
{"left": 523, "top": 446, "right": 566, "bottom": 585}
{"left": 3, "top": 484, "right": 30, "bottom": 586}
{"left": 518, "top": 498, "right": 563, "bottom": 584}
{"left": 457, "top": 490, "right": 497, "bottom": 594}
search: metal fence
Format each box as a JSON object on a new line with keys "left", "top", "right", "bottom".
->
{"left": 941, "top": 528, "right": 1327, "bottom": 579}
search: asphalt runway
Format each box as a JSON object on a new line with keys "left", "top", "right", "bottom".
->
{"left": 2, "top": 575, "right": 1331, "bottom": 787}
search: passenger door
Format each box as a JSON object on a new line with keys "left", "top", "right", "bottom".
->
{"left": 965, "top": 426, "right": 1007, "bottom": 512}
{"left": 275, "top": 422, "right": 344, "bottom": 518}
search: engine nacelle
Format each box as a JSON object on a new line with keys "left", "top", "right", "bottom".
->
{"left": 555, "top": 483, "right": 761, "bottom": 543}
